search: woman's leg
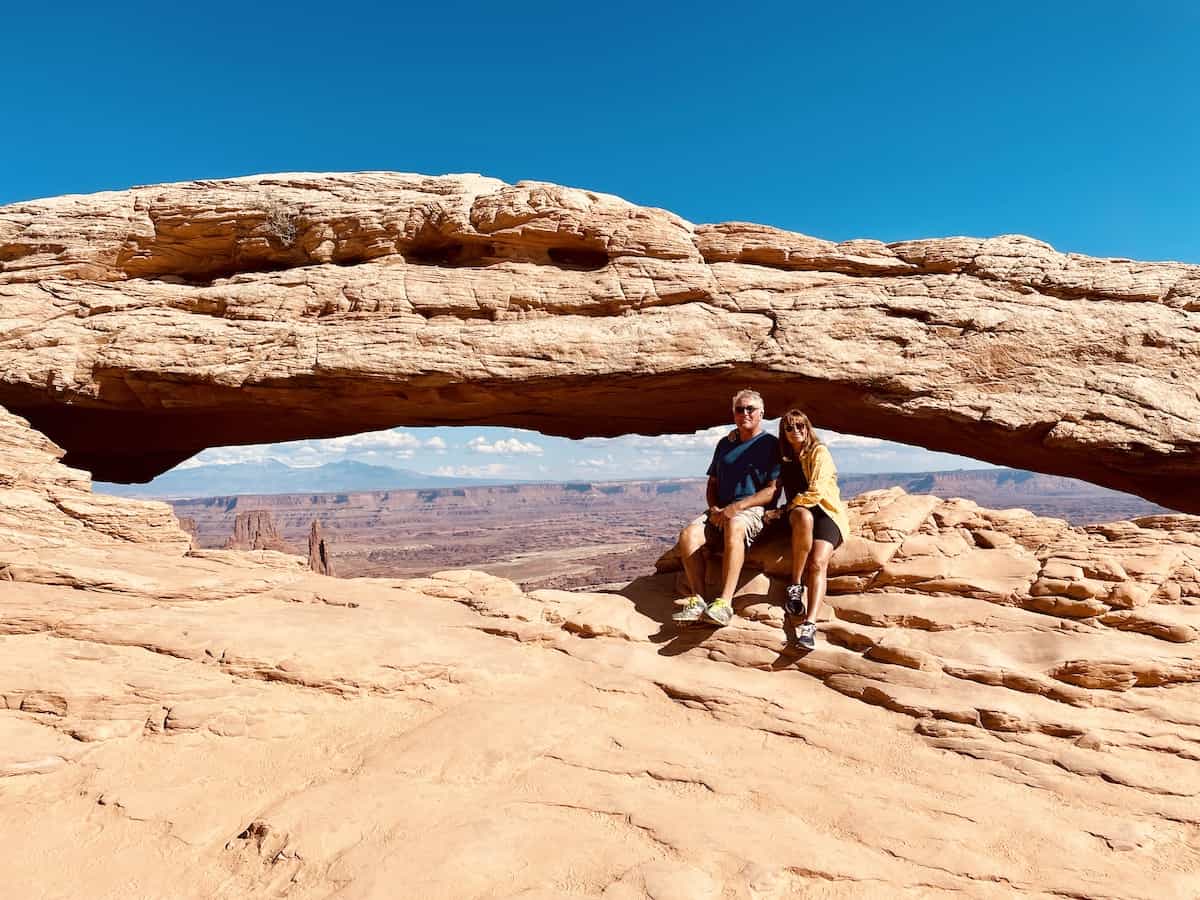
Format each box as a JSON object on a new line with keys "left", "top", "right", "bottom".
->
{"left": 803, "top": 539, "right": 836, "bottom": 623}
{"left": 788, "top": 507, "right": 813, "bottom": 585}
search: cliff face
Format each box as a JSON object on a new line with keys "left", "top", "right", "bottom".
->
{"left": 2, "top": 173, "right": 1199, "bottom": 510}
{"left": 224, "top": 509, "right": 292, "bottom": 553}
{"left": 3, "top": 400, "right": 1200, "bottom": 897}
{"left": 0, "top": 404, "right": 192, "bottom": 580}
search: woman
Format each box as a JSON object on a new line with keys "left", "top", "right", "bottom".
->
{"left": 772, "top": 407, "right": 849, "bottom": 650}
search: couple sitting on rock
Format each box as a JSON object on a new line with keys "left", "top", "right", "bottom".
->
{"left": 672, "top": 389, "right": 848, "bottom": 650}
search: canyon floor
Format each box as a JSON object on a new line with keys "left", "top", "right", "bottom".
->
{"left": 171, "top": 470, "right": 1170, "bottom": 593}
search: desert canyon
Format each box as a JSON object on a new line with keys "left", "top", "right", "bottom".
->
{"left": 2, "top": 173, "right": 1200, "bottom": 898}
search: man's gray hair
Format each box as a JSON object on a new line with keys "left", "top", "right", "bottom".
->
{"left": 732, "top": 388, "right": 763, "bottom": 410}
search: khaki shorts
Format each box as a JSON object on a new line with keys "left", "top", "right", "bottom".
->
{"left": 690, "top": 506, "right": 767, "bottom": 550}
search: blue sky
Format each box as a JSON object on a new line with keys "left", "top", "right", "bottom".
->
{"left": 172, "top": 422, "right": 983, "bottom": 482}
{"left": 6, "top": 2, "right": 1198, "bottom": 482}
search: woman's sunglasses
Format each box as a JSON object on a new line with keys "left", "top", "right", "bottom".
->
{"left": 783, "top": 423, "right": 807, "bottom": 433}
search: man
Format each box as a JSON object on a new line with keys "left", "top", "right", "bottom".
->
{"left": 673, "top": 389, "right": 780, "bottom": 627}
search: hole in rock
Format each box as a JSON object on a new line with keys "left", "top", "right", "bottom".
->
{"left": 546, "top": 246, "right": 610, "bottom": 270}
{"left": 403, "top": 240, "right": 496, "bottom": 267}
{"left": 154, "top": 258, "right": 299, "bottom": 286}
{"left": 92, "top": 422, "right": 1174, "bottom": 593}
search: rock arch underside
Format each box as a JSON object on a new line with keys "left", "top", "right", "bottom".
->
{"left": 2, "top": 172, "right": 1199, "bottom": 511}
{"left": 3, "top": 174, "right": 1200, "bottom": 897}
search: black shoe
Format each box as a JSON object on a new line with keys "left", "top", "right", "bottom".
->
{"left": 784, "top": 583, "right": 806, "bottom": 618}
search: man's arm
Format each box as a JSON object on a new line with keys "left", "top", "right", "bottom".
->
{"left": 706, "top": 476, "right": 720, "bottom": 515}
{"left": 713, "top": 478, "right": 778, "bottom": 525}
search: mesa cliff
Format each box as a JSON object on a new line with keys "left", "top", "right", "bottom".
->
{"left": 2, "top": 173, "right": 1198, "bottom": 510}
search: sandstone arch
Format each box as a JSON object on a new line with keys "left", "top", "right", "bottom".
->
{"left": 2, "top": 173, "right": 1198, "bottom": 510}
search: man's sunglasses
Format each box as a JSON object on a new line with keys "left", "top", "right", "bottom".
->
{"left": 733, "top": 405, "right": 760, "bottom": 414}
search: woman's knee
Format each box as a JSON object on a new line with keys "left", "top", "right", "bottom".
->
{"left": 789, "top": 506, "right": 814, "bottom": 532}
{"left": 805, "top": 542, "right": 835, "bottom": 576}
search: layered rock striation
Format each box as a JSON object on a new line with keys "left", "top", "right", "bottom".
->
{"left": 224, "top": 509, "right": 292, "bottom": 553}
{"left": 658, "top": 487, "right": 1200, "bottom": 714}
{"left": 3, "top": 403, "right": 1200, "bottom": 897}
{"left": 2, "top": 173, "right": 1199, "bottom": 511}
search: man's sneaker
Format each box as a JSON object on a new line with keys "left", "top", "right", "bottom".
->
{"left": 784, "top": 583, "right": 807, "bottom": 618}
{"left": 703, "top": 598, "right": 735, "bottom": 627}
{"left": 795, "top": 621, "right": 818, "bottom": 651}
{"left": 672, "top": 596, "right": 707, "bottom": 623}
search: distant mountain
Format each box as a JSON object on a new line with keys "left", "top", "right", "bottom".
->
{"left": 838, "top": 468, "right": 1171, "bottom": 521}
{"left": 97, "top": 459, "right": 510, "bottom": 499}
{"left": 100, "top": 460, "right": 1174, "bottom": 521}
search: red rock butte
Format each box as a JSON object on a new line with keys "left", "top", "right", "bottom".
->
{"left": 1, "top": 173, "right": 1199, "bottom": 511}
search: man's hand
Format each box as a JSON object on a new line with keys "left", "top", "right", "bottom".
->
{"left": 709, "top": 504, "right": 737, "bottom": 527}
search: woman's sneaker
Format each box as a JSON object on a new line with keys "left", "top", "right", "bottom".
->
{"left": 672, "top": 596, "right": 707, "bottom": 623}
{"left": 703, "top": 598, "right": 735, "bottom": 627}
{"left": 784, "top": 583, "right": 807, "bottom": 618}
{"left": 795, "top": 621, "right": 818, "bottom": 650}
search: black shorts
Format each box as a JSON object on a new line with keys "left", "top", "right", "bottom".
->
{"left": 770, "top": 505, "right": 844, "bottom": 548}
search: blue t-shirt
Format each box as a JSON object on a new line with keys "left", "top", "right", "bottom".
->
{"left": 707, "top": 431, "right": 781, "bottom": 506}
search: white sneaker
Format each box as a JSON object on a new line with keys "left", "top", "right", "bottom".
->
{"left": 795, "top": 621, "right": 817, "bottom": 650}
{"left": 672, "top": 596, "right": 707, "bottom": 623}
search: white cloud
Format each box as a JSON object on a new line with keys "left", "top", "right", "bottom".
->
{"left": 575, "top": 454, "right": 616, "bottom": 469}
{"left": 819, "top": 430, "right": 885, "bottom": 448}
{"left": 282, "top": 444, "right": 332, "bottom": 467}
{"left": 328, "top": 429, "right": 422, "bottom": 451}
{"left": 467, "top": 436, "right": 544, "bottom": 456}
{"left": 621, "top": 425, "right": 729, "bottom": 453}
{"left": 857, "top": 450, "right": 900, "bottom": 460}
{"left": 424, "top": 436, "right": 447, "bottom": 450}
{"left": 359, "top": 449, "right": 415, "bottom": 461}
{"left": 176, "top": 446, "right": 276, "bottom": 468}
{"left": 433, "top": 463, "right": 512, "bottom": 478}
{"left": 631, "top": 454, "right": 676, "bottom": 472}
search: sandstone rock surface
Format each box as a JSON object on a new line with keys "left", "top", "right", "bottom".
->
{"left": 3, "top": 405, "right": 1200, "bottom": 898}
{"left": 2, "top": 173, "right": 1199, "bottom": 510}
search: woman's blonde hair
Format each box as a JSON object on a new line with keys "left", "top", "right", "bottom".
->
{"left": 778, "top": 407, "right": 819, "bottom": 462}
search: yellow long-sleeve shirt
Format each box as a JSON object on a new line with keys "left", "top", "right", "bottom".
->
{"left": 782, "top": 442, "right": 850, "bottom": 544}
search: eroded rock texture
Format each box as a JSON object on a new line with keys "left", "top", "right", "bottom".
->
{"left": 225, "top": 509, "right": 292, "bottom": 553}
{"left": 307, "top": 519, "right": 333, "bottom": 576}
{"left": 2, "top": 173, "right": 1199, "bottom": 510}
{"left": 3, "top": 405, "right": 1200, "bottom": 897}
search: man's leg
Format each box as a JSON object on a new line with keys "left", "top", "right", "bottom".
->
{"left": 718, "top": 517, "right": 748, "bottom": 601}
{"left": 678, "top": 517, "right": 709, "bottom": 598}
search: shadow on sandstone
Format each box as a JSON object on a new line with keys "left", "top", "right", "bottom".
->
{"left": 617, "top": 572, "right": 809, "bottom": 668}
